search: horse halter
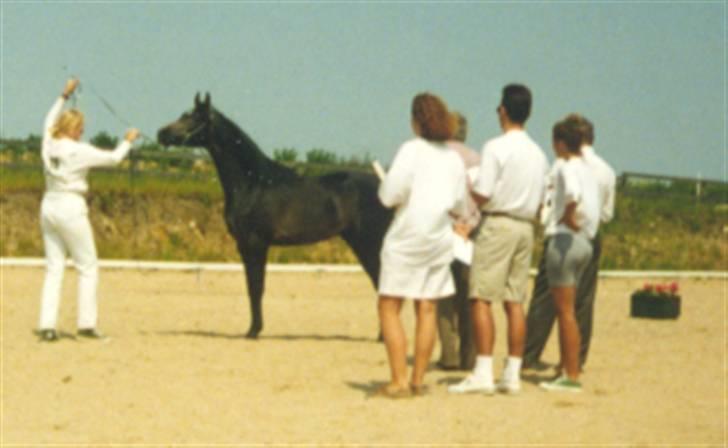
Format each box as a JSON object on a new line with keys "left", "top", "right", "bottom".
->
{"left": 180, "top": 117, "right": 211, "bottom": 145}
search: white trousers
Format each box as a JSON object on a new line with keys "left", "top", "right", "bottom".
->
{"left": 39, "top": 192, "right": 99, "bottom": 330}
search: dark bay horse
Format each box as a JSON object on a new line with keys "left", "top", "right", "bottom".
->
{"left": 158, "top": 93, "right": 393, "bottom": 338}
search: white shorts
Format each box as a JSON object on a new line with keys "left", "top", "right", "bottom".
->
{"left": 378, "top": 263, "right": 454, "bottom": 300}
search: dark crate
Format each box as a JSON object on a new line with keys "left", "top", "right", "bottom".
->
{"left": 630, "top": 294, "right": 681, "bottom": 319}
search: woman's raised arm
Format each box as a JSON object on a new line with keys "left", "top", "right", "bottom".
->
{"left": 43, "top": 78, "right": 79, "bottom": 141}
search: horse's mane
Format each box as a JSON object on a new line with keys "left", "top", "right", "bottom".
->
{"left": 211, "top": 108, "right": 298, "bottom": 182}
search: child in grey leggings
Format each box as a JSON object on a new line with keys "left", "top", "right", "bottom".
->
{"left": 539, "top": 117, "right": 600, "bottom": 393}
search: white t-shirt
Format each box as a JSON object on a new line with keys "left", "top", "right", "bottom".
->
{"left": 42, "top": 97, "right": 131, "bottom": 194}
{"left": 474, "top": 130, "right": 549, "bottom": 220}
{"left": 547, "top": 157, "right": 601, "bottom": 239}
{"left": 379, "top": 138, "right": 468, "bottom": 267}
{"left": 582, "top": 145, "right": 616, "bottom": 223}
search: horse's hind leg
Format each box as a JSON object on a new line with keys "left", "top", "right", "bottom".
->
{"left": 340, "top": 229, "right": 381, "bottom": 288}
{"left": 239, "top": 241, "right": 269, "bottom": 339}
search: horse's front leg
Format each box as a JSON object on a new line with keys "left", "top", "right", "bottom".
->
{"left": 239, "top": 241, "right": 269, "bottom": 339}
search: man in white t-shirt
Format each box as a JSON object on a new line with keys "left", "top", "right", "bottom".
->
{"left": 523, "top": 114, "right": 616, "bottom": 371}
{"left": 449, "top": 84, "right": 549, "bottom": 395}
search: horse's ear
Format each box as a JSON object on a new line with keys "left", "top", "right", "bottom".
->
{"left": 194, "top": 92, "right": 201, "bottom": 108}
{"left": 202, "top": 93, "right": 211, "bottom": 116}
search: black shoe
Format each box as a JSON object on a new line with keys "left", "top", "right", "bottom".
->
{"left": 435, "top": 361, "right": 460, "bottom": 371}
{"left": 77, "top": 328, "right": 109, "bottom": 341}
{"left": 460, "top": 361, "right": 475, "bottom": 371}
{"left": 521, "top": 360, "right": 552, "bottom": 373}
{"left": 39, "top": 329, "right": 58, "bottom": 342}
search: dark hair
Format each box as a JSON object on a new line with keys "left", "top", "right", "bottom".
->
{"left": 553, "top": 119, "right": 582, "bottom": 153}
{"left": 500, "top": 84, "right": 532, "bottom": 124}
{"left": 452, "top": 111, "right": 467, "bottom": 142}
{"left": 411, "top": 93, "right": 456, "bottom": 142}
{"left": 581, "top": 117, "right": 594, "bottom": 144}
{"left": 564, "top": 113, "right": 595, "bottom": 145}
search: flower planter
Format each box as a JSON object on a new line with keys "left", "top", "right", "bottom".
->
{"left": 630, "top": 294, "right": 681, "bottom": 319}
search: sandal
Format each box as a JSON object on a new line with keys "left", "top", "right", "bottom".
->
{"left": 374, "top": 384, "right": 412, "bottom": 399}
{"left": 410, "top": 384, "right": 430, "bottom": 396}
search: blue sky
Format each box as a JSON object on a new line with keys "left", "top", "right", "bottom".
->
{"left": 1, "top": 1, "right": 725, "bottom": 179}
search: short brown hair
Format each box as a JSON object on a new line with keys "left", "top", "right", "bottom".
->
{"left": 564, "top": 113, "right": 595, "bottom": 146}
{"left": 411, "top": 93, "right": 456, "bottom": 142}
{"left": 581, "top": 117, "right": 594, "bottom": 144}
{"left": 452, "top": 111, "right": 467, "bottom": 142}
{"left": 553, "top": 118, "right": 582, "bottom": 153}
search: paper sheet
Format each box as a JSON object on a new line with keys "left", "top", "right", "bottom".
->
{"left": 372, "top": 160, "right": 386, "bottom": 181}
{"left": 453, "top": 235, "right": 474, "bottom": 265}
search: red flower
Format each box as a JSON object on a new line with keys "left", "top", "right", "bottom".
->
{"left": 643, "top": 283, "right": 653, "bottom": 291}
{"left": 655, "top": 285, "right": 666, "bottom": 294}
{"left": 669, "top": 282, "right": 679, "bottom": 294}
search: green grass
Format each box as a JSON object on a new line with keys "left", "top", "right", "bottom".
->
{"left": 1, "top": 166, "right": 725, "bottom": 270}
{"left": 1, "top": 165, "right": 223, "bottom": 197}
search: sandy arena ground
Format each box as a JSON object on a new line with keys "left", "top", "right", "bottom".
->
{"left": 1, "top": 267, "right": 725, "bottom": 445}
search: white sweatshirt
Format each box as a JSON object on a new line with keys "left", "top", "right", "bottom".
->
{"left": 42, "top": 97, "right": 131, "bottom": 194}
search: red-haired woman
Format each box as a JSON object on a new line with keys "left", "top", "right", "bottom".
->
{"left": 377, "top": 93, "right": 469, "bottom": 397}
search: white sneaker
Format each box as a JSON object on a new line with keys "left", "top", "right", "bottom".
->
{"left": 496, "top": 378, "right": 521, "bottom": 395}
{"left": 448, "top": 375, "right": 495, "bottom": 395}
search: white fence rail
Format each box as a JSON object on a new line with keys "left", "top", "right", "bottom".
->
{"left": 1, "top": 258, "right": 725, "bottom": 279}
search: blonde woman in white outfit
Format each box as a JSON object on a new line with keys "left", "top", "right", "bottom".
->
{"left": 376, "top": 93, "right": 468, "bottom": 398}
{"left": 38, "top": 78, "right": 139, "bottom": 342}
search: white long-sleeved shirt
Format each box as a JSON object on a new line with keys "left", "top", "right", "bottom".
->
{"left": 582, "top": 145, "right": 616, "bottom": 223}
{"left": 447, "top": 140, "right": 481, "bottom": 229}
{"left": 379, "top": 137, "right": 468, "bottom": 267}
{"left": 42, "top": 97, "right": 131, "bottom": 194}
{"left": 474, "top": 130, "right": 549, "bottom": 220}
{"left": 546, "top": 157, "right": 601, "bottom": 239}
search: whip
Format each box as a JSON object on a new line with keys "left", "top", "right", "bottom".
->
{"left": 61, "top": 66, "right": 150, "bottom": 257}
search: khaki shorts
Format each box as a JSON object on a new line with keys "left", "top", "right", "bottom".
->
{"left": 469, "top": 216, "right": 534, "bottom": 303}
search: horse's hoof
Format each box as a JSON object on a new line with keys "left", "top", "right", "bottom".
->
{"left": 245, "top": 327, "right": 261, "bottom": 339}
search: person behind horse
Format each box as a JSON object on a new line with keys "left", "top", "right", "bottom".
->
{"left": 523, "top": 114, "right": 616, "bottom": 373}
{"left": 436, "top": 112, "right": 480, "bottom": 371}
{"left": 377, "top": 93, "right": 468, "bottom": 398}
{"left": 538, "top": 118, "right": 601, "bottom": 392}
{"left": 37, "top": 78, "right": 139, "bottom": 342}
{"left": 449, "top": 84, "right": 548, "bottom": 395}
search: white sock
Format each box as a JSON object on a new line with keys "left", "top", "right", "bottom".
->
{"left": 473, "top": 355, "right": 493, "bottom": 381}
{"left": 505, "top": 356, "right": 522, "bottom": 382}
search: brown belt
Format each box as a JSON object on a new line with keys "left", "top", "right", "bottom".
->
{"left": 481, "top": 211, "right": 534, "bottom": 223}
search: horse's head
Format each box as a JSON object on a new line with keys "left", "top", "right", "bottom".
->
{"left": 158, "top": 93, "right": 213, "bottom": 147}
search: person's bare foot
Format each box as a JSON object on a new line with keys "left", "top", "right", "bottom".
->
{"left": 374, "top": 383, "right": 412, "bottom": 399}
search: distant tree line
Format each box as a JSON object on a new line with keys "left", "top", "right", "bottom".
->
{"left": 0, "top": 134, "right": 375, "bottom": 169}
{"left": 272, "top": 147, "right": 374, "bottom": 168}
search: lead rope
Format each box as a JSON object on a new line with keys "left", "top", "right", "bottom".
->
{"left": 62, "top": 67, "right": 152, "bottom": 259}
